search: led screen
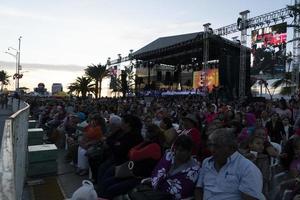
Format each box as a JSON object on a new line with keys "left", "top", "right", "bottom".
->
{"left": 193, "top": 68, "right": 219, "bottom": 91}
{"left": 251, "top": 22, "right": 287, "bottom": 75}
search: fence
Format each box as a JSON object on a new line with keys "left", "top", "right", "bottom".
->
{"left": 0, "top": 98, "right": 30, "bottom": 200}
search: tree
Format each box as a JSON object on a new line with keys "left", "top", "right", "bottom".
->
{"left": 68, "top": 76, "right": 94, "bottom": 99}
{"left": 109, "top": 76, "right": 122, "bottom": 96}
{"left": 85, "top": 64, "right": 109, "bottom": 99}
{"left": 0, "top": 70, "right": 10, "bottom": 91}
{"left": 252, "top": 47, "right": 274, "bottom": 75}
{"left": 272, "top": 72, "right": 294, "bottom": 95}
{"left": 271, "top": 52, "right": 294, "bottom": 95}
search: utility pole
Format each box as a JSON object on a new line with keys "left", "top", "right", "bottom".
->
{"left": 17, "top": 36, "right": 22, "bottom": 91}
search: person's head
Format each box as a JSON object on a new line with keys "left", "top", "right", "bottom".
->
{"left": 182, "top": 114, "right": 198, "bottom": 129}
{"left": 271, "top": 112, "right": 279, "bottom": 122}
{"left": 173, "top": 135, "right": 193, "bottom": 164}
{"left": 109, "top": 114, "right": 122, "bottom": 126}
{"left": 143, "top": 115, "right": 153, "bottom": 126}
{"left": 253, "top": 128, "right": 267, "bottom": 140}
{"left": 208, "top": 128, "right": 238, "bottom": 164}
{"left": 248, "top": 135, "right": 265, "bottom": 153}
{"left": 293, "top": 137, "right": 300, "bottom": 158}
{"left": 108, "top": 114, "right": 122, "bottom": 132}
{"left": 234, "top": 111, "right": 243, "bottom": 123}
{"left": 279, "top": 99, "right": 288, "bottom": 110}
{"left": 242, "top": 113, "right": 256, "bottom": 127}
{"left": 255, "top": 118, "right": 263, "bottom": 128}
{"left": 225, "top": 110, "right": 235, "bottom": 121}
{"left": 145, "top": 124, "right": 164, "bottom": 143}
{"left": 227, "top": 120, "right": 242, "bottom": 136}
{"left": 160, "top": 117, "right": 173, "bottom": 130}
{"left": 208, "top": 104, "right": 216, "bottom": 113}
{"left": 261, "top": 110, "right": 268, "bottom": 119}
{"left": 121, "top": 114, "right": 142, "bottom": 135}
{"left": 90, "top": 113, "right": 104, "bottom": 125}
{"left": 282, "top": 117, "right": 290, "bottom": 126}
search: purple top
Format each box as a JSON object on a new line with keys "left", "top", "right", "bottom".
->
{"left": 151, "top": 151, "right": 201, "bottom": 199}
{"left": 290, "top": 158, "right": 300, "bottom": 173}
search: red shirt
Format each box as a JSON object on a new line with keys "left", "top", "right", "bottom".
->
{"left": 128, "top": 142, "right": 162, "bottom": 161}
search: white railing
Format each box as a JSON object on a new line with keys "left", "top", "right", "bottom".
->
{"left": 0, "top": 99, "right": 30, "bottom": 200}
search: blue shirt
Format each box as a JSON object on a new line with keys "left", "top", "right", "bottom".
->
{"left": 197, "top": 151, "right": 265, "bottom": 200}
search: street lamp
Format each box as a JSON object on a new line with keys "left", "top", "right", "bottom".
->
{"left": 5, "top": 36, "right": 22, "bottom": 91}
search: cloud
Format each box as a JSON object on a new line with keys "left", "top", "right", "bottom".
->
{"left": 0, "top": 60, "right": 84, "bottom": 72}
{"left": 0, "top": 6, "right": 57, "bottom": 22}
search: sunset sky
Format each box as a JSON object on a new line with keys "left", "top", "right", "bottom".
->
{"left": 0, "top": 0, "right": 291, "bottom": 93}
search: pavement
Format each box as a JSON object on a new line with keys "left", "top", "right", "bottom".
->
{"left": 0, "top": 106, "right": 87, "bottom": 199}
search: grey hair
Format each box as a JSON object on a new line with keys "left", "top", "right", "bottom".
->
{"left": 209, "top": 128, "right": 238, "bottom": 150}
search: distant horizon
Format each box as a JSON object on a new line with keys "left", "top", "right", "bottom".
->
{"left": 0, "top": 60, "right": 90, "bottom": 92}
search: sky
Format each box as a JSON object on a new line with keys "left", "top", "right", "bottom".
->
{"left": 0, "top": 0, "right": 293, "bottom": 93}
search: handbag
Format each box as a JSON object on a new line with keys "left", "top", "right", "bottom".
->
{"left": 114, "top": 161, "right": 135, "bottom": 178}
{"left": 128, "top": 184, "right": 172, "bottom": 200}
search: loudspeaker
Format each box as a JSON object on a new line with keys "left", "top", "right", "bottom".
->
{"left": 157, "top": 71, "right": 162, "bottom": 81}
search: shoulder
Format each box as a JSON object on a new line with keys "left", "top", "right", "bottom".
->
{"left": 201, "top": 156, "right": 213, "bottom": 168}
{"left": 235, "top": 153, "right": 261, "bottom": 174}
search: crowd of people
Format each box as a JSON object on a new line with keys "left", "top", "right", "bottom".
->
{"left": 25, "top": 93, "right": 300, "bottom": 200}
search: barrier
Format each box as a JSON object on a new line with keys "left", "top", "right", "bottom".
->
{"left": 0, "top": 99, "right": 30, "bottom": 200}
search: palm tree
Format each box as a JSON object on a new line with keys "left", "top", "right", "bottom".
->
{"left": 85, "top": 64, "right": 109, "bottom": 99}
{"left": 68, "top": 76, "right": 94, "bottom": 99}
{"left": 272, "top": 52, "right": 294, "bottom": 95}
{"left": 272, "top": 72, "right": 294, "bottom": 95}
{"left": 110, "top": 76, "right": 122, "bottom": 97}
{"left": 0, "top": 70, "right": 10, "bottom": 91}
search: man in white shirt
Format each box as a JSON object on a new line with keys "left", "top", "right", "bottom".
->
{"left": 195, "top": 128, "right": 265, "bottom": 200}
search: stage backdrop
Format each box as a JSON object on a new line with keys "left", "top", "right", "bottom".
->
{"left": 193, "top": 68, "right": 219, "bottom": 91}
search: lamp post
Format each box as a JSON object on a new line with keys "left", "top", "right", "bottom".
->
{"left": 17, "top": 36, "right": 22, "bottom": 91}
{"left": 6, "top": 36, "right": 22, "bottom": 91}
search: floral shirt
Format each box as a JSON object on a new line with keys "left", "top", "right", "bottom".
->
{"left": 151, "top": 151, "right": 201, "bottom": 199}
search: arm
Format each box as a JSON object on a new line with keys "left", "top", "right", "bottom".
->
{"left": 239, "top": 163, "right": 264, "bottom": 200}
{"left": 290, "top": 168, "right": 300, "bottom": 178}
{"left": 241, "top": 192, "right": 260, "bottom": 200}
{"left": 265, "top": 145, "right": 279, "bottom": 157}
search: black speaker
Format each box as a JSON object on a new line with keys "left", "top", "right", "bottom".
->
{"left": 173, "top": 71, "right": 179, "bottom": 82}
{"left": 157, "top": 71, "right": 162, "bottom": 81}
{"left": 165, "top": 71, "right": 172, "bottom": 84}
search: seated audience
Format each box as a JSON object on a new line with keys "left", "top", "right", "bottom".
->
{"left": 151, "top": 134, "right": 201, "bottom": 200}
{"left": 195, "top": 128, "right": 265, "bottom": 200}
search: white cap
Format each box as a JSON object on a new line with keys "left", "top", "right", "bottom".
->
{"left": 109, "top": 114, "right": 122, "bottom": 126}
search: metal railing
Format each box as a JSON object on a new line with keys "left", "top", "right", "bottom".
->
{"left": 0, "top": 98, "right": 30, "bottom": 200}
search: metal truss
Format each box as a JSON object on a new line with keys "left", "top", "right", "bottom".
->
{"left": 214, "top": 7, "right": 293, "bottom": 36}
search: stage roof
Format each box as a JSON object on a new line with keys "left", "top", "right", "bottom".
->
{"left": 133, "top": 32, "right": 202, "bottom": 56}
